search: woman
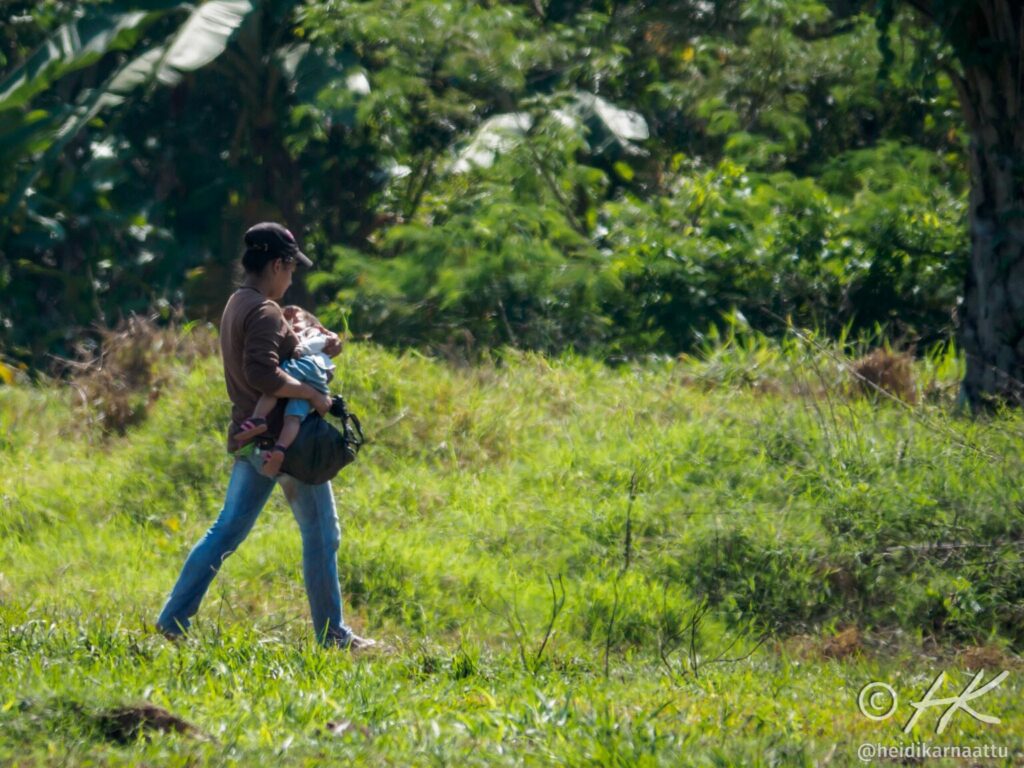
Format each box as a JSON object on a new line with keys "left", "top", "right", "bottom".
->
{"left": 156, "top": 222, "right": 375, "bottom": 650}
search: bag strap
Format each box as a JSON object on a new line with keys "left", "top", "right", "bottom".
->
{"left": 348, "top": 412, "right": 364, "bottom": 446}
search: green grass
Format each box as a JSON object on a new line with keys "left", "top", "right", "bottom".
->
{"left": 1, "top": 335, "right": 1022, "bottom": 765}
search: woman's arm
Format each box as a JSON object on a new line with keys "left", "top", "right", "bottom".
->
{"left": 272, "top": 374, "right": 331, "bottom": 415}
{"left": 243, "top": 303, "right": 330, "bottom": 414}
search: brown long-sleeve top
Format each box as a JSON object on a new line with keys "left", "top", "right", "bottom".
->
{"left": 220, "top": 286, "right": 299, "bottom": 451}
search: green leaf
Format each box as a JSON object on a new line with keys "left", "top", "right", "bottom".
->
{"left": 277, "top": 42, "right": 366, "bottom": 129}
{"left": 0, "top": 108, "right": 64, "bottom": 161}
{"left": 152, "top": 0, "right": 256, "bottom": 87}
{"left": 0, "top": 4, "right": 182, "bottom": 112}
{"left": 1, "top": 0, "right": 257, "bottom": 218}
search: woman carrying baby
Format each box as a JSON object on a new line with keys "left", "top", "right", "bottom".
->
{"left": 155, "top": 222, "right": 375, "bottom": 651}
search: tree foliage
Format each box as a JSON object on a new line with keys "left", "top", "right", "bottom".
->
{"left": 0, "top": 0, "right": 970, "bottom": 365}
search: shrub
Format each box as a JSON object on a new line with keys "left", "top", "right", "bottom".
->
{"left": 63, "top": 315, "right": 217, "bottom": 436}
{"left": 673, "top": 527, "right": 831, "bottom": 633}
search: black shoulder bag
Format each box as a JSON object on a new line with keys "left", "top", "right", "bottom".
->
{"left": 279, "top": 397, "right": 364, "bottom": 485}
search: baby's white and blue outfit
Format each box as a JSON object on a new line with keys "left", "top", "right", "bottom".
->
{"left": 281, "top": 330, "right": 336, "bottom": 420}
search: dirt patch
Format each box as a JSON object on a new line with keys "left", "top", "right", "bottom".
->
{"left": 958, "top": 645, "right": 1021, "bottom": 671}
{"left": 781, "top": 626, "right": 862, "bottom": 661}
{"left": 821, "top": 626, "right": 862, "bottom": 660}
{"left": 97, "top": 703, "right": 207, "bottom": 743}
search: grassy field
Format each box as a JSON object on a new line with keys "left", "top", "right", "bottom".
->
{"left": 1, "top": 329, "right": 1022, "bottom": 766}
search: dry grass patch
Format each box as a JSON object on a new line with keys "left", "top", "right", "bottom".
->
{"left": 61, "top": 315, "right": 217, "bottom": 435}
{"left": 849, "top": 349, "right": 916, "bottom": 404}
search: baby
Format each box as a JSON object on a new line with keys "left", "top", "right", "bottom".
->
{"left": 236, "top": 305, "right": 344, "bottom": 477}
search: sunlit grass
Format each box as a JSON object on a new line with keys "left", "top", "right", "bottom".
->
{"left": 1, "top": 336, "right": 1022, "bottom": 765}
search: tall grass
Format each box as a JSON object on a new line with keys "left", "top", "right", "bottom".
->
{"left": 1, "top": 328, "right": 1021, "bottom": 765}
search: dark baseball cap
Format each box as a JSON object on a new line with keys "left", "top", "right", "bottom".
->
{"left": 243, "top": 222, "right": 313, "bottom": 267}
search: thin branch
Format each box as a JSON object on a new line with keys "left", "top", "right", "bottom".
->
{"left": 403, "top": 149, "right": 439, "bottom": 220}
{"left": 688, "top": 600, "right": 708, "bottom": 676}
{"left": 522, "top": 133, "right": 589, "bottom": 237}
{"left": 704, "top": 635, "right": 769, "bottom": 668}
{"left": 603, "top": 584, "right": 620, "bottom": 679}
{"left": 483, "top": 574, "right": 565, "bottom": 675}
{"left": 874, "top": 539, "right": 1024, "bottom": 557}
{"left": 373, "top": 408, "right": 410, "bottom": 435}
{"left": 622, "top": 470, "right": 639, "bottom": 574}
{"left": 481, "top": 589, "right": 528, "bottom": 672}
{"left": 534, "top": 574, "right": 565, "bottom": 667}
{"left": 604, "top": 469, "right": 642, "bottom": 678}
{"left": 507, "top": 587, "right": 529, "bottom": 669}
{"left": 497, "top": 300, "right": 518, "bottom": 347}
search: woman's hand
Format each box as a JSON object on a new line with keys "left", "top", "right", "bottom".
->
{"left": 321, "top": 331, "right": 343, "bottom": 357}
{"left": 311, "top": 390, "right": 332, "bottom": 416}
{"left": 291, "top": 383, "right": 332, "bottom": 416}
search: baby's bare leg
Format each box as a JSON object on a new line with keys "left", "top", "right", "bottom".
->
{"left": 261, "top": 415, "right": 301, "bottom": 477}
{"left": 252, "top": 394, "right": 278, "bottom": 419}
{"left": 277, "top": 415, "right": 301, "bottom": 451}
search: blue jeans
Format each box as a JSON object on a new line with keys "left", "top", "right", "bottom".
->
{"left": 157, "top": 451, "right": 351, "bottom": 645}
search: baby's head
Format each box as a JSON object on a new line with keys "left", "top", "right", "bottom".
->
{"left": 282, "top": 305, "right": 318, "bottom": 333}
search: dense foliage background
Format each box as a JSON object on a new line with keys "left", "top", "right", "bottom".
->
{"left": 0, "top": 0, "right": 969, "bottom": 365}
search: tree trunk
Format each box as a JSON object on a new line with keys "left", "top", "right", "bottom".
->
{"left": 950, "top": 0, "right": 1024, "bottom": 407}
{"left": 960, "top": 133, "right": 1024, "bottom": 406}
